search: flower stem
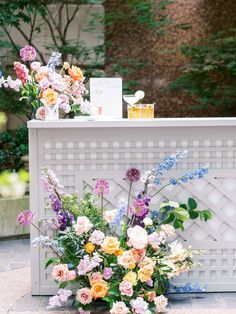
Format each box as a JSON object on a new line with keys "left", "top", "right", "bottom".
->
{"left": 101, "top": 194, "right": 104, "bottom": 231}
{"left": 126, "top": 181, "right": 133, "bottom": 218}
{"left": 151, "top": 175, "right": 185, "bottom": 199}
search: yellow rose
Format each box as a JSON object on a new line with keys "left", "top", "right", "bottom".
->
{"left": 91, "top": 280, "right": 109, "bottom": 299}
{"left": 101, "top": 236, "right": 120, "bottom": 255}
{"left": 123, "top": 271, "right": 137, "bottom": 286}
{"left": 138, "top": 265, "right": 154, "bottom": 282}
{"left": 84, "top": 242, "right": 95, "bottom": 254}
{"left": 42, "top": 88, "right": 58, "bottom": 106}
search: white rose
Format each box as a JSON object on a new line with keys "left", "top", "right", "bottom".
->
{"left": 74, "top": 216, "right": 93, "bottom": 236}
{"left": 110, "top": 301, "right": 130, "bottom": 314}
{"left": 154, "top": 295, "right": 168, "bottom": 313}
{"left": 127, "top": 225, "right": 148, "bottom": 249}
{"left": 143, "top": 217, "right": 153, "bottom": 226}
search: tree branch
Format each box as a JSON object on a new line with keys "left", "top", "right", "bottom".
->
{"left": 2, "top": 27, "right": 19, "bottom": 54}
{"left": 63, "top": 5, "right": 80, "bottom": 39}
{"left": 42, "top": 16, "right": 60, "bottom": 49}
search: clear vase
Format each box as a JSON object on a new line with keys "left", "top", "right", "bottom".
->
{"left": 45, "top": 104, "right": 59, "bottom": 120}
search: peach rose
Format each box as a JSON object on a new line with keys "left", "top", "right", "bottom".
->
{"left": 35, "top": 69, "right": 48, "bottom": 82}
{"left": 146, "top": 291, "right": 156, "bottom": 302}
{"left": 76, "top": 287, "right": 93, "bottom": 305}
{"left": 101, "top": 236, "right": 120, "bottom": 255}
{"left": 51, "top": 264, "right": 69, "bottom": 282}
{"left": 42, "top": 88, "right": 58, "bottom": 106}
{"left": 89, "top": 272, "right": 103, "bottom": 285}
{"left": 138, "top": 265, "right": 154, "bottom": 282}
{"left": 131, "top": 248, "right": 146, "bottom": 263}
{"left": 91, "top": 280, "right": 109, "bottom": 299}
{"left": 118, "top": 250, "right": 136, "bottom": 269}
{"left": 68, "top": 65, "right": 84, "bottom": 82}
{"left": 67, "top": 270, "right": 77, "bottom": 281}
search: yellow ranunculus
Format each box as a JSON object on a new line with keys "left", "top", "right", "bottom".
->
{"left": 101, "top": 236, "right": 120, "bottom": 255}
{"left": 123, "top": 271, "right": 137, "bottom": 286}
{"left": 138, "top": 265, "right": 154, "bottom": 282}
{"left": 84, "top": 242, "right": 95, "bottom": 254}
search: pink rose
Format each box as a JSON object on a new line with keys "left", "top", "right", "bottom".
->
{"left": 161, "top": 224, "right": 175, "bottom": 237}
{"left": 103, "top": 267, "right": 113, "bottom": 280}
{"left": 67, "top": 270, "right": 76, "bottom": 281}
{"left": 89, "top": 230, "right": 105, "bottom": 245}
{"left": 51, "top": 264, "right": 69, "bottom": 282}
{"left": 89, "top": 272, "right": 103, "bottom": 285}
{"left": 76, "top": 288, "right": 93, "bottom": 305}
{"left": 154, "top": 295, "right": 168, "bottom": 313}
{"left": 74, "top": 216, "right": 93, "bottom": 236}
{"left": 36, "top": 106, "right": 46, "bottom": 120}
{"left": 110, "top": 301, "right": 130, "bottom": 314}
{"left": 119, "top": 280, "right": 133, "bottom": 297}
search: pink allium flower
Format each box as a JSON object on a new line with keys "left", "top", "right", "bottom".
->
{"left": 76, "top": 288, "right": 93, "bottom": 305}
{"left": 103, "top": 267, "right": 113, "bottom": 280}
{"left": 126, "top": 168, "right": 141, "bottom": 182}
{"left": 20, "top": 45, "right": 36, "bottom": 62}
{"left": 110, "top": 301, "right": 130, "bottom": 314}
{"left": 13, "top": 62, "right": 29, "bottom": 84}
{"left": 131, "top": 297, "right": 149, "bottom": 314}
{"left": 30, "top": 61, "right": 41, "bottom": 71}
{"left": 17, "top": 210, "right": 34, "bottom": 225}
{"left": 36, "top": 106, "right": 46, "bottom": 120}
{"left": 129, "top": 198, "right": 148, "bottom": 217}
{"left": 94, "top": 179, "right": 109, "bottom": 196}
{"left": 119, "top": 280, "right": 133, "bottom": 297}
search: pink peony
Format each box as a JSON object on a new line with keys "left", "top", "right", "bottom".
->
{"left": 36, "top": 106, "right": 46, "bottom": 120}
{"left": 14, "top": 62, "right": 29, "bottom": 84}
{"left": 20, "top": 45, "right": 36, "bottom": 62}
{"left": 30, "top": 61, "right": 41, "bottom": 71}
{"left": 103, "top": 267, "right": 113, "bottom": 280}
{"left": 94, "top": 179, "right": 109, "bottom": 196}
{"left": 127, "top": 225, "right": 148, "bottom": 250}
{"left": 52, "top": 264, "right": 69, "bottom": 282}
{"left": 131, "top": 297, "right": 149, "bottom": 314}
{"left": 110, "top": 301, "right": 130, "bottom": 314}
{"left": 67, "top": 270, "right": 76, "bottom": 281}
{"left": 89, "top": 230, "right": 105, "bottom": 245}
{"left": 76, "top": 288, "right": 93, "bottom": 305}
{"left": 119, "top": 280, "right": 133, "bottom": 297}
{"left": 74, "top": 216, "right": 93, "bottom": 236}
{"left": 17, "top": 210, "right": 34, "bottom": 225}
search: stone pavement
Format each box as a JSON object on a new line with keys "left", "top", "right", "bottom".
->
{"left": 1, "top": 239, "right": 236, "bottom": 314}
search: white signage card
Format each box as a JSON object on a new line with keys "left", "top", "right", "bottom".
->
{"left": 90, "top": 78, "right": 123, "bottom": 118}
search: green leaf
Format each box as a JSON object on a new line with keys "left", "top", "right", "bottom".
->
{"left": 188, "top": 198, "right": 197, "bottom": 210}
{"left": 173, "top": 207, "right": 190, "bottom": 221}
{"left": 180, "top": 203, "right": 187, "bottom": 210}
{"left": 45, "top": 257, "right": 60, "bottom": 269}
{"left": 59, "top": 281, "right": 69, "bottom": 289}
{"left": 174, "top": 219, "right": 184, "bottom": 230}
{"left": 162, "top": 213, "right": 175, "bottom": 224}
{"left": 199, "top": 210, "right": 212, "bottom": 221}
{"left": 189, "top": 211, "right": 199, "bottom": 219}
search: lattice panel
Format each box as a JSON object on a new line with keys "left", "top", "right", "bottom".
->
{"left": 29, "top": 125, "right": 236, "bottom": 294}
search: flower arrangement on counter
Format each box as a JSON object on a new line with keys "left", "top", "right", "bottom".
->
{"left": 18, "top": 151, "right": 212, "bottom": 313}
{"left": 0, "top": 45, "right": 92, "bottom": 119}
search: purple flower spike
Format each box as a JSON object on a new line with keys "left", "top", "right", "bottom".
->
{"left": 126, "top": 168, "right": 141, "bottom": 182}
{"left": 17, "top": 210, "right": 34, "bottom": 225}
{"left": 20, "top": 45, "right": 36, "bottom": 62}
{"left": 94, "top": 179, "right": 109, "bottom": 196}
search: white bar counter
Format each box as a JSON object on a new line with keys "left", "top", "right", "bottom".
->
{"left": 28, "top": 118, "right": 236, "bottom": 295}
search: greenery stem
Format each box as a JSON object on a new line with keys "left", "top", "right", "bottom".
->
{"left": 126, "top": 181, "right": 133, "bottom": 218}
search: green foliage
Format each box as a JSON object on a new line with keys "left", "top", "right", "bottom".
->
{"left": 170, "top": 29, "right": 236, "bottom": 115}
{"left": 160, "top": 198, "right": 212, "bottom": 230}
{"left": 0, "top": 125, "right": 28, "bottom": 172}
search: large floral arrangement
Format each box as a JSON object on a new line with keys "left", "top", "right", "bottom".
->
{"left": 0, "top": 45, "right": 91, "bottom": 119}
{"left": 18, "top": 151, "right": 211, "bottom": 313}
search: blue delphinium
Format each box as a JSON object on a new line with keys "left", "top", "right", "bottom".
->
{"left": 156, "top": 150, "right": 187, "bottom": 176}
{"left": 169, "top": 166, "right": 209, "bottom": 186}
{"left": 169, "top": 282, "right": 206, "bottom": 293}
{"left": 47, "top": 52, "right": 62, "bottom": 70}
{"left": 110, "top": 205, "right": 126, "bottom": 231}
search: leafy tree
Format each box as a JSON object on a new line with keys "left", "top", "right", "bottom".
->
{"left": 169, "top": 29, "right": 236, "bottom": 116}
